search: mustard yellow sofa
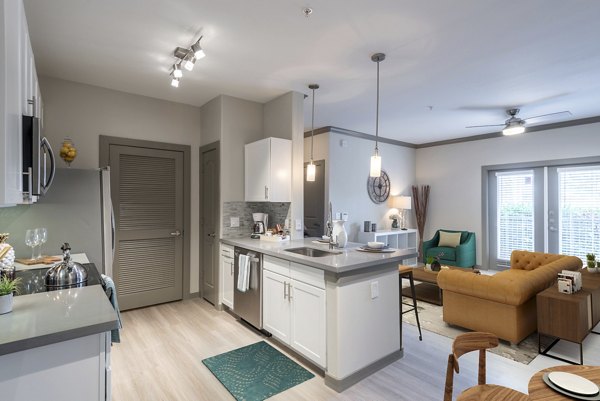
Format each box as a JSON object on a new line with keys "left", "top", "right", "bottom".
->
{"left": 437, "top": 250, "right": 582, "bottom": 344}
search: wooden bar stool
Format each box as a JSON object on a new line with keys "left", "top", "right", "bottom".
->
{"left": 399, "top": 265, "right": 422, "bottom": 341}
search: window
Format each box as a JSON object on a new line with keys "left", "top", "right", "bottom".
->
{"left": 496, "top": 171, "right": 535, "bottom": 261}
{"left": 557, "top": 166, "right": 600, "bottom": 261}
{"left": 487, "top": 160, "right": 600, "bottom": 269}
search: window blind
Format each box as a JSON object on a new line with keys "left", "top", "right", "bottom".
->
{"left": 496, "top": 171, "right": 535, "bottom": 262}
{"left": 558, "top": 166, "right": 600, "bottom": 262}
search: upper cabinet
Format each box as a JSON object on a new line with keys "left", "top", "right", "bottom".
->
{"left": 244, "top": 137, "right": 292, "bottom": 202}
{"left": 0, "top": 0, "right": 43, "bottom": 206}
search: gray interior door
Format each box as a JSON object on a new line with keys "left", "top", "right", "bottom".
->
{"left": 201, "top": 146, "right": 219, "bottom": 304}
{"left": 110, "top": 145, "right": 184, "bottom": 310}
{"left": 304, "top": 160, "right": 325, "bottom": 237}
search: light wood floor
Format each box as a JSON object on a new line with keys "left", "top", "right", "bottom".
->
{"left": 111, "top": 297, "right": 594, "bottom": 401}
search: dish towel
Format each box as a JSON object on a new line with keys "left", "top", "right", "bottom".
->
{"left": 101, "top": 274, "right": 123, "bottom": 344}
{"left": 236, "top": 254, "right": 250, "bottom": 292}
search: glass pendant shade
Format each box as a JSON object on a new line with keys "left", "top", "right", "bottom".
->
{"left": 307, "top": 162, "right": 316, "bottom": 182}
{"left": 370, "top": 153, "right": 381, "bottom": 177}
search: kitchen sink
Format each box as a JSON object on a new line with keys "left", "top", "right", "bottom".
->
{"left": 284, "top": 247, "right": 342, "bottom": 257}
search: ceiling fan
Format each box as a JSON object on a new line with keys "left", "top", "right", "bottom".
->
{"left": 466, "top": 108, "right": 572, "bottom": 136}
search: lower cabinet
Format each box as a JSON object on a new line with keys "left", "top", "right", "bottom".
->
{"left": 220, "top": 245, "right": 234, "bottom": 309}
{"left": 262, "top": 255, "right": 326, "bottom": 368}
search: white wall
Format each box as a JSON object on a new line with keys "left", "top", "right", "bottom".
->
{"left": 39, "top": 76, "right": 203, "bottom": 293}
{"left": 327, "top": 132, "right": 416, "bottom": 242}
{"left": 416, "top": 122, "right": 600, "bottom": 266}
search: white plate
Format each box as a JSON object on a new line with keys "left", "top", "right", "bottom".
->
{"left": 356, "top": 247, "right": 396, "bottom": 253}
{"left": 548, "top": 372, "right": 600, "bottom": 396}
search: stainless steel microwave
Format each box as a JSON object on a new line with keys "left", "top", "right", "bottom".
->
{"left": 22, "top": 115, "right": 55, "bottom": 201}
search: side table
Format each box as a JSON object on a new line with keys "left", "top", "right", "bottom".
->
{"left": 536, "top": 286, "right": 593, "bottom": 365}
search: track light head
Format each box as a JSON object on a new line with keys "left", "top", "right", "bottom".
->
{"left": 173, "top": 63, "right": 183, "bottom": 78}
{"left": 183, "top": 54, "right": 195, "bottom": 71}
{"left": 171, "top": 76, "right": 180, "bottom": 88}
{"left": 191, "top": 37, "right": 205, "bottom": 59}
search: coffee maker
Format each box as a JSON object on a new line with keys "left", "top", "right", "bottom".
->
{"left": 251, "top": 213, "right": 268, "bottom": 239}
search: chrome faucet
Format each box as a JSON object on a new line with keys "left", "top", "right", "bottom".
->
{"left": 327, "top": 201, "right": 338, "bottom": 249}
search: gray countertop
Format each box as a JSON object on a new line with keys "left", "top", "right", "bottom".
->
{"left": 0, "top": 285, "right": 119, "bottom": 356}
{"left": 220, "top": 237, "right": 418, "bottom": 277}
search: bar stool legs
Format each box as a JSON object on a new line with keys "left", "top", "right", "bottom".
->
{"left": 400, "top": 269, "right": 423, "bottom": 341}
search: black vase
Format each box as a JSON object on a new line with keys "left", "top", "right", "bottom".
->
{"left": 431, "top": 261, "right": 441, "bottom": 272}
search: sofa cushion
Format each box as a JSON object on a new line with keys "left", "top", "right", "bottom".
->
{"left": 439, "top": 231, "right": 461, "bottom": 247}
{"left": 510, "top": 250, "right": 564, "bottom": 271}
{"left": 427, "top": 246, "right": 456, "bottom": 261}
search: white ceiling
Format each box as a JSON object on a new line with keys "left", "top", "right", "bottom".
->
{"left": 24, "top": 0, "right": 600, "bottom": 144}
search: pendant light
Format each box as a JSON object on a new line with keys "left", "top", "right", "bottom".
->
{"left": 306, "top": 84, "right": 319, "bottom": 182}
{"left": 370, "top": 53, "right": 385, "bottom": 178}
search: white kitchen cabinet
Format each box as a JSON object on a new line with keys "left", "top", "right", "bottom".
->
{"left": 262, "top": 255, "right": 326, "bottom": 367}
{"left": 290, "top": 278, "right": 326, "bottom": 367}
{"left": 262, "top": 269, "right": 291, "bottom": 342}
{"left": 220, "top": 244, "right": 234, "bottom": 309}
{"left": 244, "top": 137, "right": 292, "bottom": 202}
{"left": 1, "top": 0, "right": 42, "bottom": 206}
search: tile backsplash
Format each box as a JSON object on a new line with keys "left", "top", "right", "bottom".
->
{"left": 222, "top": 202, "right": 291, "bottom": 238}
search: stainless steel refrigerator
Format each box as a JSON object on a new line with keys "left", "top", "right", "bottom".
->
{"left": 0, "top": 167, "right": 114, "bottom": 275}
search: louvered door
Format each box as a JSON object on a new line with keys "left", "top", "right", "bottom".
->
{"left": 110, "top": 145, "right": 184, "bottom": 310}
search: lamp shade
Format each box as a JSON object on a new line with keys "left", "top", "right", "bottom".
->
{"left": 306, "top": 162, "right": 316, "bottom": 182}
{"left": 393, "top": 195, "right": 411, "bottom": 210}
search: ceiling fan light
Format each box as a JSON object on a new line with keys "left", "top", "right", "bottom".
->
{"left": 503, "top": 124, "right": 525, "bottom": 136}
{"left": 306, "top": 161, "right": 316, "bottom": 182}
{"left": 370, "top": 153, "right": 381, "bottom": 177}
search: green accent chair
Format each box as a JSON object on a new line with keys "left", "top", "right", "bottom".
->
{"left": 422, "top": 229, "right": 476, "bottom": 268}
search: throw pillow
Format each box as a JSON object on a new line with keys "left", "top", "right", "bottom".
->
{"left": 438, "top": 231, "right": 461, "bottom": 247}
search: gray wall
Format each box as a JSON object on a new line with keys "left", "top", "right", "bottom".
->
{"left": 415, "top": 121, "right": 600, "bottom": 267}
{"left": 38, "top": 76, "right": 203, "bottom": 293}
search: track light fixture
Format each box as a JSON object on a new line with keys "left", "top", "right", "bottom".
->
{"left": 169, "top": 36, "right": 206, "bottom": 87}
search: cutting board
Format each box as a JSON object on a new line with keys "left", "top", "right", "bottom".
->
{"left": 15, "top": 256, "right": 61, "bottom": 265}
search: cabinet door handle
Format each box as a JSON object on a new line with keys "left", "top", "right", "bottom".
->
{"left": 283, "top": 280, "right": 287, "bottom": 299}
{"left": 230, "top": 262, "right": 234, "bottom": 276}
{"left": 265, "top": 185, "right": 268, "bottom": 200}
{"left": 287, "top": 283, "right": 293, "bottom": 301}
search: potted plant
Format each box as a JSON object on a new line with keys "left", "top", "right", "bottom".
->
{"left": 586, "top": 253, "right": 597, "bottom": 273}
{"left": 430, "top": 252, "right": 444, "bottom": 272}
{"left": 0, "top": 275, "right": 21, "bottom": 314}
{"left": 389, "top": 214, "right": 400, "bottom": 229}
{"left": 425, "top": 255, "right": 434, "bottom": 271}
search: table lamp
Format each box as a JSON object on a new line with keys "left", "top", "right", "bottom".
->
{"left": 393, "top": 196, "right": 412, "bottom": 230}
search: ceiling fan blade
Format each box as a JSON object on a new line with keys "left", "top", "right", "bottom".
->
{"left": 523, "top": 111, "right": 572, "bottom": 122}
{"left": 466, "top": 124, "right": 506, "bottom": 128}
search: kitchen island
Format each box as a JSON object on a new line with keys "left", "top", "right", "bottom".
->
{"left": 221, "top": 238, "right": 417, "bottom": 392}
{"left": 0, "top": 268, "right": 118, "bottom": 401}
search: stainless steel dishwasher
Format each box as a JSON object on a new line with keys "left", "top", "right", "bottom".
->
{"left": 233, "top": 247, "right": 263, "bottom": 330}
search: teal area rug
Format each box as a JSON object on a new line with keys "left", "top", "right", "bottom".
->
{"left": 202, "top": 341, "right": 314, "bottom": 401}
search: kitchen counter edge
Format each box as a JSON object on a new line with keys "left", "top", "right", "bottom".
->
{"left": 220, "top": 238, "right": 417, "bottom": 277}
{"left": 0, "top": 285, "right": 119, "bottom": 356}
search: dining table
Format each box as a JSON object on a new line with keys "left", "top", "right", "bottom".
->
{"left": 528, "top": 365, "right": 600, "bottom": 400}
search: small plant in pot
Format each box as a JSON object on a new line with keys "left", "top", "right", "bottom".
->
{"left": 0, "top": 275, "right": 21, "bottom": 314}
{"left": 587, "top": 253, "right": 597, "bottom": 273}
{"left": 425, "top": 253, "right": 444, "bottom": 272}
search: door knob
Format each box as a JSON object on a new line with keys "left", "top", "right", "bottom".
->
{"left": 170, "top": 230, "right": 182, "bottom": 236}
{"left": 207, "top": 232, "right": 216, "bottom": 237}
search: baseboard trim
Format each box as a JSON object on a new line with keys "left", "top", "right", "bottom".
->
{"left": 324, "top": 348, "right": 404, "bottom": 393}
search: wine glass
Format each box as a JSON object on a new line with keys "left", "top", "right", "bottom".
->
{"left": 25, "top": 229, "right": 40, "bottom": 260}
{"left": 36, "top": 228, "right": 47, "bottom": 259}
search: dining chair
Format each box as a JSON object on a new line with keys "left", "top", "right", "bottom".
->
{"left": 444, "top": 332, "right": 530, "bottom": 401}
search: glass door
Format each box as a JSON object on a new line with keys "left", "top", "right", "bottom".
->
{"left": 548, "top": 165, "right": 600, "bottom": 261}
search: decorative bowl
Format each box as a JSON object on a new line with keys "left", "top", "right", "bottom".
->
{"left": 367, "top": 241, "right": 385, "bottom": 249}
